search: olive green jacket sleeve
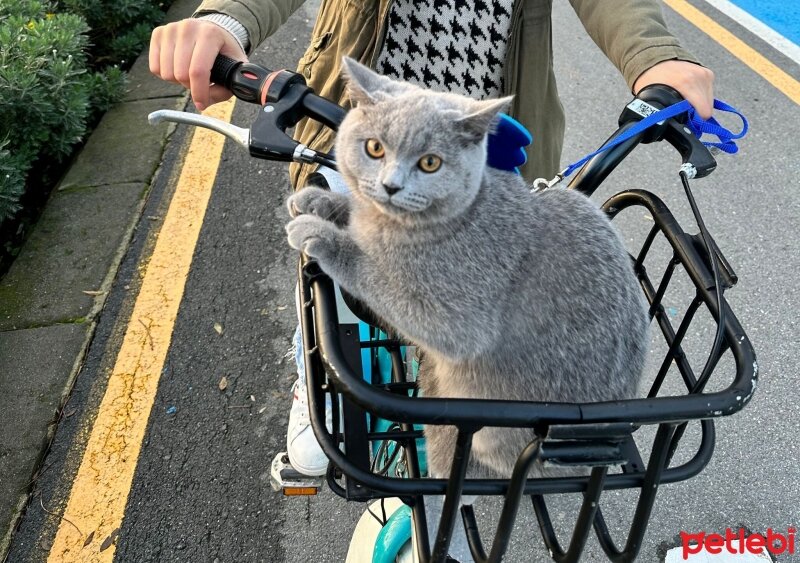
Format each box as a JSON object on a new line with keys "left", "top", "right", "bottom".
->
{"left": 569, "top": 0, "right": 701, "bottom": 91}
{"left": 193, "top": 0, "right": 306, "bottom": 53}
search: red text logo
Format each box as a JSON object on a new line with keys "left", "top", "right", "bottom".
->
{"left": 680, "top": 528, "right": 795, "bottom": 559}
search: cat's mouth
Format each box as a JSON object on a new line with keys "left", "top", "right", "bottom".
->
{"left": 394, "top": 193, "right": 432, "bottom": 212}
{"left": 373, "top": 192, "right": 432, "bottom": 214}
{"left": 375, "top": 197, "right": 430, "bottom": 216}
{"left": 371, "top": 199, "right": 411, "bottom": 216}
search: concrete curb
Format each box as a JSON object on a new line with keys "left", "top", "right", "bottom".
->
{"left": 0, "top": 0, "right": 196, "bottom": 556}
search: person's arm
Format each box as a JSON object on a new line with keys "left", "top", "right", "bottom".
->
{"left": 150, "top": 0, "right": 306, "bottom": 111}
{"left": 193, "top": 0, "right": 307, "bottom": 52}
{"left": 569, "top": 0, "right": 714, "bottom": 118}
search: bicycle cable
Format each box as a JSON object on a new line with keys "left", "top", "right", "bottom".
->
{"left": 679, "top": 170, "right": 727, "bottom": 394}
{"left": 661, "top": 170, "right": 728, "bottom": 465}
{"left": 366, "top": 504, "right": 387, "bottom": 527}
{"left": 371, "top": 423, "right": 404, "bottom": 476}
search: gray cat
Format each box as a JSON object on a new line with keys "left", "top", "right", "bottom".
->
{"left": 286, "top": 58, "right": 649, "bottom": 481}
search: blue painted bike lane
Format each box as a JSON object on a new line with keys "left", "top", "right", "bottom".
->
{"left": 728, "top": 0, "right": 800, "bottom": 45}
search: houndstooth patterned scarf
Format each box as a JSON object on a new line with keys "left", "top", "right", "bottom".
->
{"left": 375, "top": 0, "right": 515, "bottom": 100}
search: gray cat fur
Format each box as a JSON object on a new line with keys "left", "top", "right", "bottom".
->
{"left": 286, "top": 57, "right": 649, "bottom": 481}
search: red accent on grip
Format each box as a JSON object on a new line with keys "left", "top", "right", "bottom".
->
{"left": 260, "top": 70, "right": 285, "bottom": 106}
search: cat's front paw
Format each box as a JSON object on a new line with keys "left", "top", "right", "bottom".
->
{"left": 286, "top": 214, "right": 339, "bottom": 258}
{"left": 287, "top": 187, "right": 350, "bottom": 225}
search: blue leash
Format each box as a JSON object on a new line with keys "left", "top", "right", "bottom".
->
{"left": 561, "top": 98, "right": 749, "bottom": 178}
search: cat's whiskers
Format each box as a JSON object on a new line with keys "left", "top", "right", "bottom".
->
{"left": 359, "top": 177, "right": 389, "bottom": 202}
{"left": 326, "top": 200, "right": 351, "bottom": 224}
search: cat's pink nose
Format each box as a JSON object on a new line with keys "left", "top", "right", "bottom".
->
{"left": 383, "top": 183, "right": 402, "bottom": 196}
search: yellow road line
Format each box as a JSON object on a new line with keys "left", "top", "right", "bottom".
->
{"left": 48, "top": 98, "right": 236, "bottom": 562}
{"left": 664, "top": 0, "right": 800, "bottom": 104}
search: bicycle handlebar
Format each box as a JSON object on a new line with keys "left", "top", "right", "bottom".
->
{"left": 207, "top": 56, "right": 716, "bottom": 187}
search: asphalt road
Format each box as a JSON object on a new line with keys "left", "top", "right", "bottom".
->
{"left": 8, "top": 0, "right": 800, "bottom": 561}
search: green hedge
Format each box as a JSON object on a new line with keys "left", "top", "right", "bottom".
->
{"left": 60, "top": 0, "right": 166, "bottom": 68}
{"left": 0, "top": 0, "right": 165, "bottom": 224}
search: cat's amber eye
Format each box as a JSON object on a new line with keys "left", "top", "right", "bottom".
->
{"left": 365, "top": 138, "right": 385, "bottom": 159}
{"left": 418, "top": 154, "right": 442, "bottom": 173}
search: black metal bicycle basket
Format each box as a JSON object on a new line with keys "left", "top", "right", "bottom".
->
{"left": 298, "top": 185, "right": 756, "bottom": 562}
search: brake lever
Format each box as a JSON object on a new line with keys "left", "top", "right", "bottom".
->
{"left": 148, "top": 110, "right": 250, "bottom": 148}
{"left": 149, "top": 68, "right": 335, "bottom": 166}
{"left": 249, "top": 82, "right": 306, "bottom": 162}
{"left": 148, "top": 105, "right": 328, "bottom": 166}
{"left": 662, "top": 120, "right": 717, "bottom": 178}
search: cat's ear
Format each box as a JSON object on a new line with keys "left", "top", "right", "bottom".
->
{"left": 453, "top": 96, "right": 514, "bottom": 143}
{"left": 341, "top": 56, "right": 415, "bottom": 106}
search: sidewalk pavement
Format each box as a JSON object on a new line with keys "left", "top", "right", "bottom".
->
{"left": 0, "top": 0, "right": 196, "bottom": 555}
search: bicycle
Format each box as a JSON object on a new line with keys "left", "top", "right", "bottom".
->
{"left": 149, "top": 55, "right": 757, "bottom": 563}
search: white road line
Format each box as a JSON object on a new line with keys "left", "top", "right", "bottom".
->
{"left": 701, "top": 0, "right": 800, "bottom": 66}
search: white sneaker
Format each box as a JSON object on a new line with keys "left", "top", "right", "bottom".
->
{"left": 286, "top": 378, "right": 332, "bottom": 476}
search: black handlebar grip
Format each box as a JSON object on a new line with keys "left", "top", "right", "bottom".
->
{"left": 210, "top": 54, "right": 241, "bottom": 88}
{"left": 619, "top": 84, "right": 683, "bottom": 142}
{"left": 209, "top": 55, "right": 274, "bottom": 104}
